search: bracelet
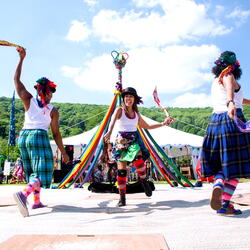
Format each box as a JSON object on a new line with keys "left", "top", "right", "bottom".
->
{"left": 226, "top": 100, "right": 235, "bottom": 107}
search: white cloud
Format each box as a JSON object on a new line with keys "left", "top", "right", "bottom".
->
{"left": 66, "top": 20, "right": 91, "bottom": 42}
{"left": 61, "top": 53, "right": 118, "bottom": 92}
{"left": 65, "top": 0, "right": 231, "bottom": 47}
{"left": 214, "top": 5, "right": 225, "bottom": 17}
{"left": 61, "top": 66, "right": 81, "bottom": 78}
{"left": 90, "top": 0, "right": 231, "bottom": 48}
{"left": 171, "top": 92, "right": 212, "bottom": 107}
{"left": 227, "top": 7, "right": 250, "bottom": 27}
{"left": 61, "top": 45, "right": 219, "bottom": 97}
{"left": 83, "top": 0, "right": 98, "bottom": 7}
{"left": 62, "top": 0, "right": 226, "bottom": 101}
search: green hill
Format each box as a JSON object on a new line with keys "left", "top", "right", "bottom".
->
{"left": 1, "top": 96, "right": 250, "bottom": 159}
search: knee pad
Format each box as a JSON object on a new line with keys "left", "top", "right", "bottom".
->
{"left": 117, "top": 170, "right": 127, "bottom": 178}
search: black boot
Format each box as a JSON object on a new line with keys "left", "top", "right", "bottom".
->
{"left": 141, "top": 179, "right": 152, "bottom": 197}
{"left": 117, "top": 193, "right": 126, "bottom": 207}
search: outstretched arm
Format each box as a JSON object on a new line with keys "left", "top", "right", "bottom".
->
{"left": 104, "top": 107, "right": 122, "bottom": 143}
{"left": 138, "top": 114, "right": 173, "bottom": 129}
{"left": 50, "top": 108, "right": 69, "bottom": 164}
{"left": 14, "top": 48, "right": 32, "bottom": 110}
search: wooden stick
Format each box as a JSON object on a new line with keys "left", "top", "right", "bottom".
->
{"left": 0, "top": 40, "right": 22, "bottom": 48}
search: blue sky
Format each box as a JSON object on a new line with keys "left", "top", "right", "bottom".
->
{"left": 1, "top": 0, "right": 250, "bottom": 108}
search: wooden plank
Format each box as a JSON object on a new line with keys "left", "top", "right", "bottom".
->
{"left": 0, "top": 234, "right": 169, "bottom": 250}
{"left": 0, "top": 197, "right": 16, "bottom": 207}
{"left": 232, "top": 193, "right": 250, "bottom": 206}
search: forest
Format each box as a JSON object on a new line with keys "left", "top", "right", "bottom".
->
{"left": 1, "top": 96, "right": 250, "bottom": 160}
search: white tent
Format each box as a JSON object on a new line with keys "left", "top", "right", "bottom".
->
{"left": 139, "top": 116, "right": 203, "bottom": 147}
{"left": 50, "top": 126, "right": 98, "bottom": 147}
{"left": 51, "top": 115, "right": 204, "bottom": 147}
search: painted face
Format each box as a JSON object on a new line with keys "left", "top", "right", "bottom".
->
{"left": 124, "top": 94, "right": 135, "bottom": 106}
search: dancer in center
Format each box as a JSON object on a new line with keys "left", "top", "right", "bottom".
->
{"left": 104, "top": 87, "right": 173, "bottom": 207}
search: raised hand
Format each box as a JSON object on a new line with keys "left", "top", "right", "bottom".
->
{"left": 162, "top": 117, "right": 174, "bottom": 126}
{"left": 17, "top": 47, "right": 26, "bottom": 59}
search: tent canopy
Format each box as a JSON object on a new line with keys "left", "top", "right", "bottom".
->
{"left": 51, "top": 115, "right": 203, "bottom": 147}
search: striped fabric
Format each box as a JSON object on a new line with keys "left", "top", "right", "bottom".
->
{"left": 18, "top": 129, "right": 54, "bottom": 188}
{"left": 133, "top": 158, "right": 146, "bottom": 179}
{"left": 222, "top": 179, "right": 239, "bottom": 202}
{"left": 201, "top": 109, "right": 250, "bottom": 180}
{"left": 213, "top": 172, "right": 225, "bottom": 189}
{"left": 117, "top": 170, "right": 127, "bottom": 195}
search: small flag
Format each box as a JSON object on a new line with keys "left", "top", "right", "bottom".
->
{"left": 153, "top": 86, "right": 161, "bottom": 108}
{"left": 153, "top": 86, "right": 170, "bottom": 118}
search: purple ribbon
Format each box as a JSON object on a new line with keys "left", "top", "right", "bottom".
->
{"left": 234, "top": 117, "right": 250, "bottom": 133}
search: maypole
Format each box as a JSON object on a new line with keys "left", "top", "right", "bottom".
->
{"left": 111, "top": 50, "right": 129, "bottom": 104}
{"left": 75, "top": 51, "right": 129, "bottom": 186}
{"left": 56, "top": 51, "right": 129, "bottom": 189}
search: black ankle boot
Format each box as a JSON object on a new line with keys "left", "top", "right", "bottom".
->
{"left": 117, "top": 194, "right": 126, "bottom": 207}
{"left": 141, "top": 179, "right": 152, "bottom": 197}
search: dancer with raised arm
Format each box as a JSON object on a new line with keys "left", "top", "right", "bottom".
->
{"left": 13, "top": 47, "right": 69, "bottom": 217}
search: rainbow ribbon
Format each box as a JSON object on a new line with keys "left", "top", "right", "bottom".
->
{"left": 144, "top": 129, "right": 194, "bottom": 187}
{"left": 57, "top": 93, "right": 118, "bottom": 189}
{"left": 138, "top": 126, "right": 174, "bottom": 186}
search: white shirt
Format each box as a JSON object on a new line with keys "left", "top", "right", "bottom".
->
{"left": 116, "top": 109, "right": 139, "bottom": 132}
{"left": 211, "top": 78, "right": 243, "bottom": 113}
{"left": 23, "top": 97, "right": 53, "bottom": 131}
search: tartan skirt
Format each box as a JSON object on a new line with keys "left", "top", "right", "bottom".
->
{"left": 200, "top": 109, "right": 250, "bottom": 180}
{"left": 112, "top": 131, "right": 150, "bottom": 162}
{"left": 18, "top": 129, "right": 54, "bottom": 188}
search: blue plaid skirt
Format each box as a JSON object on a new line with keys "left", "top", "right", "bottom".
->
{"left": 18, "top": 129, "right": 54, "bottom": 188}
{"left": 200, "top": 109, "right": 250, "bottom": 180}
{"left": 112, "top": 131, "right": 150, "bottom": 162}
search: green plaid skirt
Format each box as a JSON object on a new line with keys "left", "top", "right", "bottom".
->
{"left": 18, "top": 129, "right": 54, "bottom": 188}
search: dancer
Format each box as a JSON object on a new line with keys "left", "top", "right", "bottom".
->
{"left": 104, "top": 87, "right": 173, "bottom": 206}
{"left": 13, "top": 47, "right": 69, "bottom": 217}
{"left": 200, "top": 51, "right": 250, "bottom": 215}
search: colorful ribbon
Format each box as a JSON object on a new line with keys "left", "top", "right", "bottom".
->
{"left": 234, "top": 117, "right": 250, "bottom": 133}
{"left": 218, "top": 65, "right": 234, "bottom": 84}
{"left": 111, "top": 51, "right": 129, "bottom": 89}
{"left": 111, "top": 51, "right": 129, "bottom": 70}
